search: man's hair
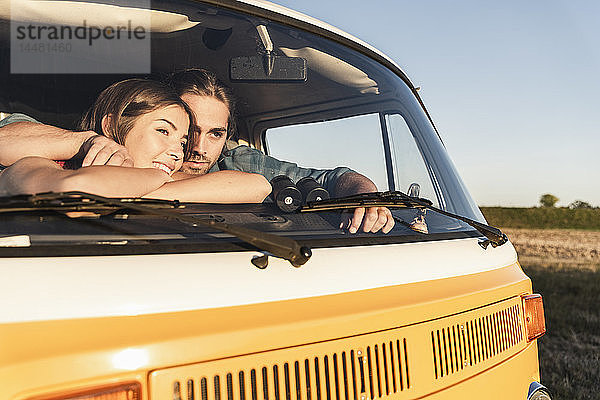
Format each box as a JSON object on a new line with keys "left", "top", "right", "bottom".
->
{"left": 78, "top": 78, "right": 197, "bottom": 159}
{"left": 166, "top": 68, "right": 237, "bottom": 139}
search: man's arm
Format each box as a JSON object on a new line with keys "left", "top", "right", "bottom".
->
{"left": 217, "top": 145, "right": 350, "bottom": 193}
{"left": 0, "top": 114, "right": 132, "bottom": 167}
{"left": 0, "top": 120, "right": 92, "bottom": 166}
{"left": 219, "top": 146, "right": 395, "bottom": 233}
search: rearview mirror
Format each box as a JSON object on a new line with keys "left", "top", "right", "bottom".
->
{"left": 230, "top": 55, "right": 306, "bottom": 81}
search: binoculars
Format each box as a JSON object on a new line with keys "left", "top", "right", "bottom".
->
{"left": 270, "top": 176, "right": 330, "bottom": 212}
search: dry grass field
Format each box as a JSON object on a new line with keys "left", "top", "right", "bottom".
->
{"left": 504, "top": 228, "right": 600, "bottom": 266}
{"left": 504, "top": 228, "right": 600, "bottom": 399}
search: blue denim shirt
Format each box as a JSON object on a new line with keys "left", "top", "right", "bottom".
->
{"left": 0, "top": 113, "right": 353, "bottom": 192}
{"left": 212, "top": 146, "right": 351, "bottom": 194}
{"left": 0, "top": 113, "right": 39, "bottom": 127}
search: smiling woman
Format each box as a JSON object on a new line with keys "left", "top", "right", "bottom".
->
{"left": 0, "top": 79, "right": 271, "bottom": 202}
{"left": 78, "top": 78, "right": 193, "bottom": 174}
{"left": 122, "top": 105, "right": 189, "bottom": 175}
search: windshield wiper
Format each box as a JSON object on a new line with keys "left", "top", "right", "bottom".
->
{"left": 0, "top": 191, "right": 183, "bottom": 213}
{"left": 0, "top": 191, "right": 312, "bottom": 267}
{"left": 302, "top": 191, "right": 508, "bottom": 248}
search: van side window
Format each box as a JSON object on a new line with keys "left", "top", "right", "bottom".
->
{"left": 264, "top": 113, "right": 389, "bottom": 190}
{"left": 386, "top": 113, "right": 440, "bottom": 207}
{"left": 264, "top": 113, "right": 440, "bottom": 205}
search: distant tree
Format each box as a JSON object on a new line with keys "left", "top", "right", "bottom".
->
{"left": 569, "top": 200, "right": 593, "bottom": 209}
{"left": 540, "top": 193, "right": 559, "bottom": 208}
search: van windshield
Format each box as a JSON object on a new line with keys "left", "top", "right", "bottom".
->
{"left": 0, "top": 0, "right": 485, "bottom": 256}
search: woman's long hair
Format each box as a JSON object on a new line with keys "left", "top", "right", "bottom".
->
{"left": 78, "top": 78, "right": 197, "bottom": 160}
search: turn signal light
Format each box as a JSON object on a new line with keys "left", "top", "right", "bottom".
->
{"left": 522, "top": 294, "right": 546, "bottom": 341}
{"left": 30, "top": 382, "right": 140, "bottom": 400}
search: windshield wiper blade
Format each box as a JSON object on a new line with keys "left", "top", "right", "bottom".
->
{"left": 0, "top": 191, "right": 312, "bottom": 266}
{"left": 301, "top": 190, "right": 433, "bottom": 210}
{"left": 302, "top": 191, "right": 508, "bottom": 247}
{"left": 0, "top": 191, "right": 184, "bottom": 212}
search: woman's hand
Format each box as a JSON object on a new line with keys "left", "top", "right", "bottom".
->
{"left": 80, "top": 134, "right": 134, "bottom": 167}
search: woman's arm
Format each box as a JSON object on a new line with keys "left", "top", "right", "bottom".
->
{"left": 0, "top": 157, "right": 170, "bottom": 198}
{"left": 145, "top": 170, "right": 272, "bottom": 203}
{"left": 0, "top": 159, "right": 271, "bottom": 202}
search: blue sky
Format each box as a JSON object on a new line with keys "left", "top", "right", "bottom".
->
{"left": 275, "top": 0, "right": 600, "bottom": 207}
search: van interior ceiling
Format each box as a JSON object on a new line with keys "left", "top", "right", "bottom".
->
{"left": 1, "top": 0, "right": 395, "bottom": 146}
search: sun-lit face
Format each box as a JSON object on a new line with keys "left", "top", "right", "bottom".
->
{"left": 122, "top": 104, "right": 189, "bottom": 175}
{"left": 180, "top": 94, "right": 229, "bottom": 175}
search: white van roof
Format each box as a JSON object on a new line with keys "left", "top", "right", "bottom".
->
{"left": 2, "top": 0, "right": 416, "bottom": 89}
{"left": 218, "top": 0, "right": 441, "bottom": 132}
{"left": 214, "top": 0, "right": 417, "bottom": 88}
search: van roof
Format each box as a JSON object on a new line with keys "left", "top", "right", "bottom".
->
{"left": 214, "top": 0, "right": 442, "bottom": 134}
{"left": 3, "top": 0, "right": 415, "bottom": 89}
{"left": 208, "top": 0, "right": 417, "bottom": 89}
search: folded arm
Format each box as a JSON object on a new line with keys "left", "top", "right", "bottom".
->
{"left": 218, "top": 145, "right": 351, "bottom": 194}
{"left": 218, "top": 146, "right": 393, "bottom": 232}
{"left": 146, "top": 170, "right": 271, "bottom": 203}
{"left": 0, "top": 157, "right": 170, "bottom": 198}
{"left": 0, "top": 157, "right": 270, "bottom": 204}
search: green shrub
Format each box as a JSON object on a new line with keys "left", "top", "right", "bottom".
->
{"left": 480, "top": 207, "right": 600, "bottom": 230}
{"left": 540, "top": 193, "right": 559, "bottom": 207}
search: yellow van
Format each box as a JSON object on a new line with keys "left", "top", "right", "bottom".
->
{"left": 0, "top": 0, "right": 549, "bottom": 399}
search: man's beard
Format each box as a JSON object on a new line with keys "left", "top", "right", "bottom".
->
{"left": 181, "top": 155, "right": 215, "bottom": 175}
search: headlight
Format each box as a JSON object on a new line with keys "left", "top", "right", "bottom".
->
{"left": 29, "top": 382, "right": 140, "bottom": 400}
{"left": 528, "top": 382, "right": 551, "bottom": 400}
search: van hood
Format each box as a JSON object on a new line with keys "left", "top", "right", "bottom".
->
{"left": 0, "top": 238, "right": 518, "bottom": 323}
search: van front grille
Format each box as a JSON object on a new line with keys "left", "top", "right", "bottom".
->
{"left": 150, "top": 297, "right": 526, "bottom": 400}
{"left": 430, "top": 303, "right": 523, "bottom": 379}
{"left": 168, "top": 340, "right": 410, "bottom": 400}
